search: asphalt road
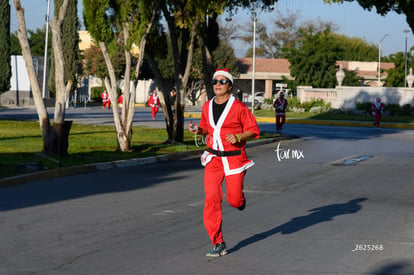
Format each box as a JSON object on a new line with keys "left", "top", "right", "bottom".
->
{"left": 0, "top": 110, "right": 413, "bottom": 274}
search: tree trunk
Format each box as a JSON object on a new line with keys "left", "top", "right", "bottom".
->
{"left": 13, "top": 0, "right": 49, "bottom": 127}
{"left": 43, "top": 120, "right": 72, "bottom": 157}
{"left": 13, "top": 0, "right": 72, "bottom": 157}
{"left": 99, "top": 42, "right": 127, "bottom": 151}
{"left": 49, "top": 0, "right": 72, "bottom": 156}
{"left": 146, "top": 53, "right": 175, "bottom": 141}
{"left": 120, "top": 23, "right": 133, "bottom": 152}
{"left": 172, "top": 16, "right": 199, "bottom": 143}
{"left": 98, "top": 1, "right": 158, "bottom": 152}
{"left": 173, "top": 103, "right": 184, "bottom": 142}
{"left": 160, "top": 95, "right": 174, "bottom": 140}
{"left": 199, "top": 32, "right": 215, "bottom": 100}
{"left": 116, "top": 127, "right": 131, "bottom": 152}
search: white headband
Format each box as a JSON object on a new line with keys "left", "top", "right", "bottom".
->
{"left": 213, "top": 70, "right": 233, "bottom": 84}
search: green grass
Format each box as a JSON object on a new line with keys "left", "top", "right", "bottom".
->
{"left": 254, "top": 109, "right": 315, "bottom": 119}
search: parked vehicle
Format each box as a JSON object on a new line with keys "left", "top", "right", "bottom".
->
{"left": 243, "top": 92, "right": 264, "bottom": 104}
{"left": 243, "top": 92, "right": 264, "bottom": 110}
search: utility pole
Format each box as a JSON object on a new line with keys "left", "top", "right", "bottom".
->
{"left": 404, "top": 30, "right": 410, "bottom": 87}
{"left": 251, "top": 1, "right": 256, "bottom": 113}
{"left": 377, "top": 34, "right": 389, "bottom": 87}
{"left": 42, "top": 0, "right": 50, "bottom": 98}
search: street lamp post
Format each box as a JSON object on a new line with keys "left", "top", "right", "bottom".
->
{"left": 404, "top": 30, "right": 410, "bottom": 87}
{"left": 251, "top": 1, "right": 257, "bottom": 113}
{"left": 378, "top": 34, "right": 389, "bottom": 87}
{"left": 42, "top": 0, "right": 51, "bottom": 98}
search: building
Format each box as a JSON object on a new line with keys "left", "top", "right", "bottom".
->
{"left": 78, "top": 30, "right": 140, "bottom": 56}
{"left": 0, "top": 55, "right": 47, "bottom": 106}
{"left": 235, "top": 58, "right": 292, "bottom": 100}
{"left": 78, "top": 30, "right": 94, "bottom": 52}
{"left": 235, "top": 58, "right": 395, "bottom": 100}
{"left": 335, "top": 60, "right": 395, "bottom": 87}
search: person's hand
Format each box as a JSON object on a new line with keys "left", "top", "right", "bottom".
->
{"left": 225, "top": 134, "right": 240, "bottom": 144}
{"left": 188, "top": 121, "right": 198, "bottom": 133}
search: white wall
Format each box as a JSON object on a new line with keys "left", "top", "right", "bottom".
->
{"left": 297, "top": 86, "right": 414, "bottom": 109}
{"left": 85, "top": 76, "right": 155, "bottom": 104}
{"left": 136, "top": 79, "right": 154, "bottom": 104}
{"left": 10, "top": 55, "right": 32, "bottom": 92}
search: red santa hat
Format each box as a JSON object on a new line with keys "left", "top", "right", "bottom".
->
{"left": 213, "top": 68, "right": 233, "bottom": 84}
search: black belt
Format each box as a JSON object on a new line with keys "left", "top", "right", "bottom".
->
{"left": 207, "top": 147, "right": 241, "bottom": 157}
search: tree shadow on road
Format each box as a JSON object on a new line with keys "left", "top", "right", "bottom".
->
{"left": 228, "top": 198, "right": 367, "bottom": 254}
{"left": 369, "top": 261, "right": 414, "bottom": 275}
{"left": 0, "top": 157, "right": 203, "bottom": 211}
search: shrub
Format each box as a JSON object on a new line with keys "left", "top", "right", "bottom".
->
{"left": 287, "top": 96, "right": 302, "bottom": 109}
{"left": 302, "top": 99, "right": 327, "bottom": 111}
{"left": 91, "top": 86, "right": 106, "bottom": 101}
{"left": 288, "top": 98, "right": 330, "bottom": 112}
{"left": 290, "top": 107, "right": 305, "bottom": 113}
{"left": 351, "top": 102, "right": 413, "bottom": 116}
{"left": 90, "top": 86, "right": 123, "bottom": 102}
{"left": 309, "top": 106, "right": 325, "bottom": 113}
{"left": 401, "top": 104, "right": 414, "bottom": 116}
{"left": 355, "top": 102, "right": 372, "bottom": 115}
{"left": 261, "top": 103, "right": 274, "bottom": 111}
{"left": 386, "top": 104, "right": 401, "bottom": 116}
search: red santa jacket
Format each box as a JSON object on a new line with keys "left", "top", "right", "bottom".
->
{"left": 148, "top": 95, "right": 160, "bottom": 108}
{"left": 273, "top": 98, "right": 288, "bottom": 115}
{"left": 117, "top": 94, "right": 123, "bottom": 104}
{"left": 371, "top": 102, "right": 384, "bottom": 115}
{"left": 199, "top": 95, "right": 260, "bottom": 176}
{"left": 101, "top": 92, "right": 109, "bottom": 102}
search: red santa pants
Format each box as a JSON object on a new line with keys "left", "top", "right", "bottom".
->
{"left": 151, "top": 106, "right": 158, "bottom": 119}
{"left": 203, "top": 156, "right": 246, "bottom": 245}
{"left": 374, "top": 113, "right": 382, "bottom": 127}
{"left": 276, "top": 114, "right": 286, "bottom": 130}
{"left": 102, "top": 100, "right": 110, "bottom": 108}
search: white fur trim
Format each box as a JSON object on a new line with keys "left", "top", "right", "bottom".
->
{"left": 213, "top": 70, "right": 234, "bottom": 84}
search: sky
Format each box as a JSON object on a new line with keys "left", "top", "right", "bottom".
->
{"left": 9, "top": 0, "right": 413, "bottom": 57}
